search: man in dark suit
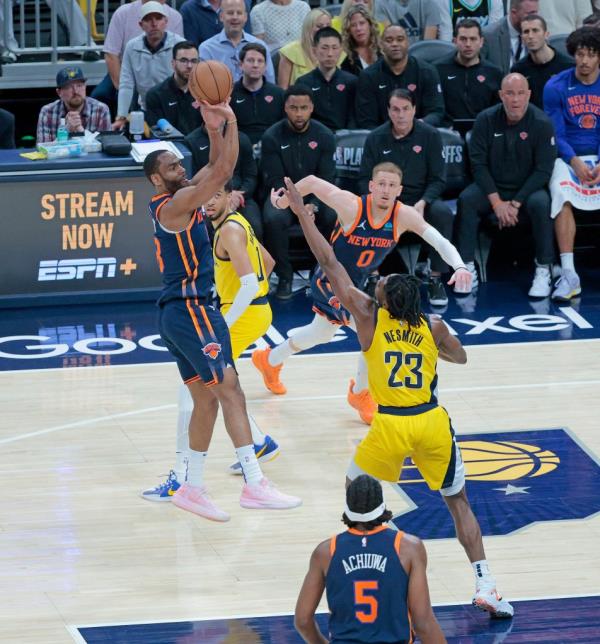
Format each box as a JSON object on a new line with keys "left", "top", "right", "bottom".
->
{"left": 0, "top": 108, "right": 15, "bottom": 148}
{"left": 482, "top": 0, "right": 539, "bottom": 75}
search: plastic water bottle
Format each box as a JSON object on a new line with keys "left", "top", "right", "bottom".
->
{"left": 56, "top": 118, "right": 69, "bottom": 142}
{"left": 129, "top": 111, "right": 145, "bottom": 141}
{"left": 156, "top": 118, "right": 174, "bottom": 134}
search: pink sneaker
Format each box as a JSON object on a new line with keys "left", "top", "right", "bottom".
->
{"left": 172, "top": 483, "right": 230, "bottom": 522}
{"left": 240, "top": 478, "right": 302, "bottom": 510}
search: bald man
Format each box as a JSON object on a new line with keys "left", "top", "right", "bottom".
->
{"left": 455, "top": 73, "right": 557, "bottom": 298}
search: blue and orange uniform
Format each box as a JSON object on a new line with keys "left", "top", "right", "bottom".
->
{"left": 312, "top": 194, "right": 401, "bottom": 325}
{"left": 326, "top": 525, "right": 411, "bottom": 643}
{"left": 149, "top": 192, "right": 233, "bottom": 387}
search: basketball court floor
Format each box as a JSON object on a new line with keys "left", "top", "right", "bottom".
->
{"left": 1, "top": 266, "right": 600, "bottom": 643}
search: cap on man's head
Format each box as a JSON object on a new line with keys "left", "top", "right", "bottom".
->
{"left": 140, "top": 1, "right": 168, "bottom": 19}
{"left": 56, "top": 66, "right": 86, "bottom": 88}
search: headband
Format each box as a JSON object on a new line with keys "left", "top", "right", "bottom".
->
{"left": 344, "top": 502, "right": 386, "bottom": 522}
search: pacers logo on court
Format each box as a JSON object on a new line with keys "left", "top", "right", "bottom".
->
{"left": 202, "top": 342, "right": 222, "bottom": 360}
{"left": 391, "top": 429, "right": 600, "bottom": 538}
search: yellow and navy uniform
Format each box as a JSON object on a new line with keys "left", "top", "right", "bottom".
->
{"left": 149, "top": 193, "right": 233, "bottom": 387}
{"left": 355, "top": 307, "right": 460, "bottom": 489}
{"left": 311, "top": 194, "right": 400, "bottom": 325}
{"left": 213, "top": 212, "right": 272, "bottom": 360}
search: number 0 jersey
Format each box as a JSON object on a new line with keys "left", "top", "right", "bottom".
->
{"left": 326, "top": 526, "right": 410, "bottom": 644}
{"left": 212, "top": 212, "right": 269, "bottom": 306}
{"left": 365, "top": 308, "right": 438, "bottom": 408}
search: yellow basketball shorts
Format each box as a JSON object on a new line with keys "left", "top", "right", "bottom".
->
{"left": 354, "top": 404, "right": 460, "bottom": 490}
{"left": 221, "top": 302, "right": 272, "bottom": 360}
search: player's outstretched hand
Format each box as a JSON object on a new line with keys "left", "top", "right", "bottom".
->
{"left": 271, "top": 187, "right": 289, "bottom": 210}
{"left": 200, "top": 101, "right": 234, "bottom": 131}
{"left": 448, "top": 267, "right": 472, "bottom": 292}
{"left": 284, "top": 177, "right": 307, "bottom": 217}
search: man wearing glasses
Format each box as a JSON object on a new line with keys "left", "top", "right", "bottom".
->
{"left": 145, "top": 40, "right": 204, "bottom": 135}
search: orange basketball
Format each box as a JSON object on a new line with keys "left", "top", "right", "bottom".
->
{"left": 188, "top": 60, "right": 233, "bottom": 105}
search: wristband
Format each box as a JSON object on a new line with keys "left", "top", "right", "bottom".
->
{"left": 453, "top": 264, "right": 467, "bottom": 271}
{"left": 226, "top": 119, "right": 237, "bottom": 124}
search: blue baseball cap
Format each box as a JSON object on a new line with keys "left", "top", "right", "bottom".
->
{"left": 56, "top": 66, "right": 86, "bottom": 88}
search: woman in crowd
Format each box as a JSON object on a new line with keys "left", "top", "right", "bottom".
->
{"left": 340, "top": 4, "right": 380, "bottom": 77}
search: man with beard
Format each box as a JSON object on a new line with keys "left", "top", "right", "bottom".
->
{"left": 145, "top": 40, "right": 204, "bottom": 134}
{"left": 260, "top": 84, "right": 336, "bottom": 299}
{"left": 142, "top": 101, "right": 300, "bottom": 518}
{"left": 37, "top": 67, "right": 111, "bottom": 143}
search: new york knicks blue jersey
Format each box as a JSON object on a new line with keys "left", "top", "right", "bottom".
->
{"left": 312, "top": 195, "right": 400, "bottom": 324}
{"left": 149, "top": 193, "right": 214, "bottom": 305}
{"left": 326, "top": 526, "right": 410, "bottom": 644}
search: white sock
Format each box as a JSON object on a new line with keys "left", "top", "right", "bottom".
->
{"left": 248, "top": 413, "right": 265, "bottom": 445}
{"left": 268, "top": 339, "right": 295, "bottom": 365}
{"left": 186, "top": 449, "right": 207, "bottom": 488}
{"left": 176, "top": 384, "right": 193, "bottom": 481}
{"left": 472, "top": 560, "right": 494, "bottom": 585}
{"left": 354, "top": 353, "right": 369, "bottom": 392}
{"left": 236, "top": 444, "right": 263, "bottom": 484}
{"left": 560, "top": 252, "right": 575, "bottom": 273}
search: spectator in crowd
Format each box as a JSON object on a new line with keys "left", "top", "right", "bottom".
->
{"left": 583, "top": 10, "right": 600, "bottom": 28}
{"left": 184, "top": 125, "right": 263, "bottom": 238}
{"left": 181, "top": 0, "right": 252, "bottom": 48}
{"left": 95, "top": 0, "right": 183, "bottom": 113}
{"left": 340, "top": 5, "right": 381, "bottom": 77}
{"left": 543, "top": 27, "right": 600, "bottom": 301}
{"left": 331, "top": 0, "right": 384, "bottom": 35}
{"left": 296, "top": 27, "right": 357, "bottom": 130}
{"left": 260, "top": 85, "right": 336, "bottom": 299}
{"left": 538, "top": 0, "right": 590, "bottom": 36}
{"left": 436, "top": 0, "right": 504, "bottom": 42}
{"left": 356, "top": 24, "right": 445, "bottom": 129}
{"left": 278, "top": 9, "right": 332, "bottom": 89}
{"left": 46, "top": 0, "right": 101, "bottom": 60}
{"left": 114, "top": 2, "right": 184, "bottom": 129}
{"left": 37, "top": 66, "right": 111, "bottom": 143}
{"left": 482, "top": 0, "right": 539, "bottom": 76}
{"left": 374, "top": 0, "right": 440, "bottom": 44}
{"left": 231, "top": 43, "right": 285, "bottom": 145}
{"left": 0, "top": 2, "right": 18, "bottom": 63}
{"left": 251, "top": 0, "right": 310, "bottom": 53}
{"left": 199, "top": 0, "right": 275, "bottom": 83}
{"left": 358, "top": 89, "right": 454, "bottom": 306}
{"left": 511, "top": 14, "right": 573, "bottom": 109}
{"left": 0, "top": 108, "right": 15, "bottom": 148}
{"left": 145, "top": 40, "right": 203, "bottom": 134}
{"left": 436, "top": 18, "right": 503, "bottom": 129}
{"left": 455, "top": 73, "right": 556, "bottom": 298}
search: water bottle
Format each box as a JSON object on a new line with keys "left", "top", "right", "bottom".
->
{"left": 129, "top": 110, "right": 145, "bottom": 141}
{"left": 56, "top": 118, "right": 69, "bottom": 142}
{"left": 156, "top": 118, "right": 174, "bottom": 134}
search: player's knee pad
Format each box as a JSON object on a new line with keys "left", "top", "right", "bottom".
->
{"left": 289, "top": 314, "right": 338, "bottom": 351}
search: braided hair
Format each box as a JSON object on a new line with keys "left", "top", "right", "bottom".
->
{"left": 383, "top": 274, "right": 425, "bottom": 328}
{"left": 342, "top": 475, "right": 393, "bottom": 529}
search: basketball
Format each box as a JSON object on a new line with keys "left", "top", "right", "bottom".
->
{"left": 188, "top": 61, "right": 233, "bottom": 105}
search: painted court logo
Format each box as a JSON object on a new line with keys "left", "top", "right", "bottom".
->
{"left": 391, "top": 429, "right": 600, "bottom": 538}
{"left": 202, "top": 342, "right": 222, "bottom": 360}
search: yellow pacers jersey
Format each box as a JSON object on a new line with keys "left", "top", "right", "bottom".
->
{"left": 213, "top": 213, "right": 269, "bottom": 305}
{"left": 364, "top": 308, "right": 439, "bottom": 408}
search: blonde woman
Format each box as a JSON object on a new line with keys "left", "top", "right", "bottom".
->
{"left": 331, "top": 0, "right": 384, "bottom": 35}
{"left": 278, "top": 8, "right": 332, "bottom": 89}
{"left": 340, "top": 5, "right": 380, "bottom": 77}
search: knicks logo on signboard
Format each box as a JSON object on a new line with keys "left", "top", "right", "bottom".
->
{"left": 391, "top": 428, "right": 600, "bottom": 538}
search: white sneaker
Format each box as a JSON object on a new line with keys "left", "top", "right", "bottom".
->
{"left": 240, "top": 477, "right": 302, "bottom": 510}
{"left": 528, "top": 264, "right": 551, "bottom": 298}
{"left": 172, "top": 483, "right": 231, "bottom": 522}
{"left": 552, "top": 269, "right": 581, "bottom": 301}
{"left": 454, "top": 261, "right": 479, "bottom": 294}
{"left": 472, "top": 584, "right": 514, "bottom": 618}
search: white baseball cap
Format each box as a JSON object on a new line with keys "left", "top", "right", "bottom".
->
{"left": 140, "top": 1, "right": 168, "bottom": 20}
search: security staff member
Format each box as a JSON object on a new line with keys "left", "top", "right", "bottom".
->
{"left": 231, "top": 43, "right": 285, "bottom": 145}
{"left": 296, "top": 27, "right": 357, "bottom": 131}
{"left": 184, "top": 125, "right": 263, "bottom": 240}
{"left": 435, "top": 19, "right": 503, "bottom": 128}
{"left": 260, "top": 85, "right": 336, "bottom": 299}
{"left": 145, "top": 40, "right": 203, "bottom": 134}
{"left": 358, "top": 89, "right": 454, "bottom": 306}
{"left": 356, "top": 24, "right": 445, "bottom": 129}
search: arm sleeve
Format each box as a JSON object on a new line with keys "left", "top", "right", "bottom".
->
{"left": 117, "top": 46, "right": 135, "bottom": 117}
{"left": 422, "top": 226, "right": 466, "bottom": 270}
{"left": 315, "top": 130, "right": 336, "bottom": 183}
{"left": 223, "top": 272, "right": 259, "bottom": 328}
{"left": 235, "top": 134, "right": 258, "bottom": 195}
{"left": 469, "top": 114, "right": 499, "bottom": 196}
{"left": 355, "top": 72, "right": 379, "bottom": 129}
{"left": 543, "top": 80, "right": 576, "bottom": 163}
{"left": 260, "top": 131, "right": 284, "bottom": 192}
{"left": 144, "top": 88, "right": 162, "bottom": 127}
{"left": 421, "top": 129, "right": 446, "bottom": 203}
{"left": 419, "top": 64, "right": 445, "bottom": 127}
{"left": 358, "top": 134, "right": 377, "bottom": 195}
{"left": 513, "top": 117, "right": 557, "bottom": 204}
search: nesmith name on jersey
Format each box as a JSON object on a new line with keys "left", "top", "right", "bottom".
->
{"left": 383, "top": 328, "right": 424, "bottom": 347}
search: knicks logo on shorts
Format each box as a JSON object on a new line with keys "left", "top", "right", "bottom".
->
{"left": 579, "top": 114, "right": 597, "bottom": 129}
{"left": 328, "top": 296, "right": 341, "bottom": 310}
{"left": 202, "top": 342, "right": 222, "bottom": 360}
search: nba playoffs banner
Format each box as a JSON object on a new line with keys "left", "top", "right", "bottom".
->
{"left": 550, "top": 155, "right": 600, "bottom": 217}
{"left": 0, "top": 175, "right": 162, "bottom": 301}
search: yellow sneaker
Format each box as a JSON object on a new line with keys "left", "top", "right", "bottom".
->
{"left": 347, "top": 379, "right": 376, "bottom": 425}
{"left": 251, "top": 348, "right": 287, "bottom": 395}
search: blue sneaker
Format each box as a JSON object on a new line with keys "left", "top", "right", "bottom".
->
{"left": 228, "top": 435, "right": 280, "bottom": 475}
{"left": 141, "top": 470, "right": 181, "bottom": 502}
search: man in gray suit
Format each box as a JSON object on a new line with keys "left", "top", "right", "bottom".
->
{"left": 482, "top": 0, "right": 539, "bottom": 75}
